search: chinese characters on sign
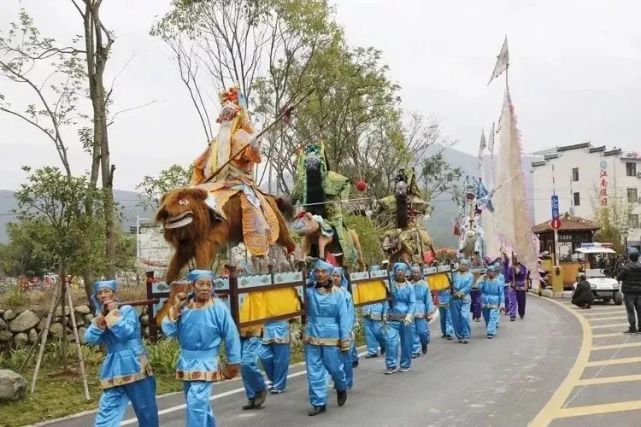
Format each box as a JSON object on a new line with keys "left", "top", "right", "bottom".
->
{"left": 599, "top": 160, "right": 608, "bottom": 206}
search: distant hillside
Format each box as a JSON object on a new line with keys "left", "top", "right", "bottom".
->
{"left": 0, "top": 147, "right": 537, "bottom": 248}
{"left": 0, "top": 190, "right": 155, "bottom": 243}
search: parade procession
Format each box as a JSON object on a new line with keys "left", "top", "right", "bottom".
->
{"left": 2, "top": 1, "right": 641, "bottom": 427}
{"left": 84, "top": 42, "right": 539, "bottom": 425}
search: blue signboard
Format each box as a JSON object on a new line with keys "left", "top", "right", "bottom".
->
{"left": 551, "top": 195, "right": 559, "bottom": 219}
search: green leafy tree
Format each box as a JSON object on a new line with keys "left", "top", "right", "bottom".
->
{"left": 136, "top": 164, "right": 193, "bottom": 209}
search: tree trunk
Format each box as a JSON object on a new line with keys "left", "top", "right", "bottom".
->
{"left": 80, "top": 0, "right": 116, "bottom": 279}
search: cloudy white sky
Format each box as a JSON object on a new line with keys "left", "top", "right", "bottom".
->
{"left": 1, "top": 0, "right": 640, "bottom": 192}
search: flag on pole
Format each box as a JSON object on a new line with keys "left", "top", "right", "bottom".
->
{"left": 492, "top": 89, "right": 539, "bottom": 280}
{"left": 478, "top": 129, "right": 487, "bottom": 171}
{"left": 488, "top": 36, "right": 509, "bottom": 86}
{"left": 488, "top": 122, "right": 496, "bottom": 156}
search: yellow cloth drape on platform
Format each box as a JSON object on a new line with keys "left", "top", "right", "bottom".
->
{"left": 427, "top": 273, "right": 450, "bottom": 291}
{"left": 353, "top": 280, "right": 388, "bottom": 305}
{"left": 238, "top": 288, "right": 301, "bottom": 324}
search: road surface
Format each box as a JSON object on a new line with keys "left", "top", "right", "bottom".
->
{"left": 42, "top": 297, "right": 592, "bottom": 427}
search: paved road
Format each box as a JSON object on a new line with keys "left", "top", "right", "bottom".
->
{"left": 42, "top": 297, "right": 583, "bottom": 427}
{"left": 532, "top": 299, "right": 641, "bottom": 427}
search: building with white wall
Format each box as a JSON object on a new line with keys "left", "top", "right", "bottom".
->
{"left": 530, "top": 142, "right": 641, "bottom": 250}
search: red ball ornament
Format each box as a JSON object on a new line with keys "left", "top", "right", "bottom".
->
{"left": 355, "top": 179, "right": 367, "bottom": 192}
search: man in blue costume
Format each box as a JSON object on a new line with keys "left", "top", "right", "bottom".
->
{"left": 260, "top": 320, "right": 291, "bottom": 394}
{"left": 450, "top": 261, "right": 474, "bottom": 343}
{"left": 384, "top": 262, "right": 417, "bottom": 374}
{"left": 437, "top": 286, "right": 454, "bottom": 340}
{"left": 161, "top": 270, "right": 241, "bottom": 427}
{"left": 410, "top": 265, "right": 434, "bottom": 357}
{"left": 85, "top": 280, "right": 159, "bottom": 427}
{"left": 331, "top": 267, "right": 358, "bottom": 390}
{"left": 304, "top": 260, "right": 351, "bottom": 416}
{"left": 362, "top": 302, "right": 386, "bottom": 358}
{"left": 476, "top": 264, "right": 506, "bottom": 338}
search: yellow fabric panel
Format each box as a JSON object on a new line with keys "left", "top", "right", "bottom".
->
{"left": 238, "top": 287, "right": 301, "bottom": 324}
{"left": 427, "top": 273, "right": 451, "bottom": 291}
{"left": 353, "top": 280, "right": 387, "bottom": 305}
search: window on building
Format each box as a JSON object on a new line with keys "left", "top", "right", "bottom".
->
{"left": 630, "top": 214, "right": 640, "bottom": 229}
{"left": 573, "top": 192, "right": 581, "bottom": 206}
{"left": 572, "top": 167, "right": 579, "bottom": 182}
{"left": 627, "top": 162, "right": 637, "bottom": 177}
{"left": 628, "top": 188, "right": 638, "bottom": 203}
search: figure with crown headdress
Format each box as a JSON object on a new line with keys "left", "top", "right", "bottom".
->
{"left": 155, "top": 87, "right": 297, "bottom": 282}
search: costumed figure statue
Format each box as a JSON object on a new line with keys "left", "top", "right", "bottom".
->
{"left": 156, "top": 87, "right": 296, "bottom": 283}
{"left": 455, "top": 177, "right": 492, "bottom": 260}
{"left": 291, "top": 142, "right": 365, "bottom": 269}
{"left": 379, "top": 169, "right": 436, "bottom": 264}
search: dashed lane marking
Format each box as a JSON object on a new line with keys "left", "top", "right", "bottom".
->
{"left": 587, "top": 316, "right": 628, "bottom": 322}
{"left": 592, "top": 342, "right": 641, "bottom": 351}
{"left": 575, "top": 374, "right": 641, "bottom": 386}
{"left": 590, "top": 323, "right": 629, "bottom": 330}
{"left": 555, "top": 400, "right": 641, "bottom": 419}
{"left": 592, "top": 333, "right": 628, "bottom": 339}
{"left": 585, "top": 357, "right": 641, "bottom": 367}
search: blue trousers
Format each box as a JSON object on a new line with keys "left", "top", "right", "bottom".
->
{"left": 351, "top": 342, "right": 359, "bottom": 365}
{"left": 241, "top": 337, "right": 266, "bottom": 399}
{"left": 482, "top": 307, "right": 500, "bottom": 336}
{"left": 342, "top": 344, "right": 354, "bottom": 390}
{"left": 439, "top": 307, "right": 454, "bottom": 337}
{"left": 183, "top": 381, "right": 215, "bottom": 427}
{"left": 385, "top": 321, "right": 413, "bottom": 369}
{"left": 412, "top": 318, "right": 430, "bottom": 354}
{"left": 304, "top": 344, "right": 346, "bottom": 407}
{"left": 95, "top": 376, "right": 158, "bottom": 427}
{"left": 364, "top": 318, "right": 386, "bottom": 355}
{"left": 450, "top": 297, "right": 471, "bottom": 340}
{"left": 260, "top": 343, "right": 290, "bottom": 392}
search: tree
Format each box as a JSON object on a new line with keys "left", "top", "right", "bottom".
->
{"left": 71, "top": 0, "right": 117, "bottom": 278}
{"left": 0, "top": 9, "right": 85, "bottom": 176}
{"left": 593, "top": 196, "right": 636, "bottom": 254}
{"left": 136, "top": 164, "right": 192, "bottom": 209}
{"left": 12, "top": 167, "right": 103, "bottom": 295}
{"left": 1, "top": 4, "right": 120, "bottom": 283}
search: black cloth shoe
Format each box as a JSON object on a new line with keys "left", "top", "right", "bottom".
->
{"left": 253, "top": 389, "right": 267, "bottom": 408}
{"left": 308, "top": 405, "right": 326, "bottom": 416}
{"left": 365, "top": 354, "right": 377, "bottom": 359}
{"left": 337, "top": 390, "right": 347, "bottom": 406}
{"left": 380, "top": 347, "right": 385, "bottom": 355}
{"left": 352, "top": 360, "right": 359, "bottom": 368}
{"left": 421, "top": 344, "right": 428, "bottom": 354}
{"left": 624, "top": 327, "right": 638, "bottom": 334}
{"left": 242, "top": 399, "right": 256, "bottom": 410}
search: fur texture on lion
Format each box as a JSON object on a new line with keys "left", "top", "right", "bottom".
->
{"left": 156, "top": 187, "right": 296, "bottom": 284}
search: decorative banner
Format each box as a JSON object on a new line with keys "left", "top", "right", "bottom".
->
{"left": 599, "top": 160, "right": 608, "bottom": 206}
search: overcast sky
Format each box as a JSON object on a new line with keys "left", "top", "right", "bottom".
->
{"left": 1, "top": 0, "right": 640, "bottom": 192}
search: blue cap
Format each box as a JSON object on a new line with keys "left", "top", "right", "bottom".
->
{"left": 487, "top": 264, "right": 499, "bottom": 272}
{"left": 314, "top": 260, "right": 335, "bottom": 274}
{"left": 187, "top": 269, "right": 215, "bottom": 283}
{"left": 393, "top": 262, "right": 410, "bottom": 274}
{"left": 93, "top": 279, "right": 117, "bottom": 294}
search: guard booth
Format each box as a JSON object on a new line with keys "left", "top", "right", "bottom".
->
{"left": 532, "top": 215, "right": 600, "bottom": 293}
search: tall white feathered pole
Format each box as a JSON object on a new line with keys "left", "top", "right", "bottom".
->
{"left": 488, "top": 36, "right": 538, "bottom": 275}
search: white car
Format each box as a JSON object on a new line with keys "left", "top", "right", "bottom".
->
{"left": 572, "top": 245, "right": 623, "bottom": 305}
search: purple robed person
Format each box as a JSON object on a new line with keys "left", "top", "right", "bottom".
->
{"left": 506, "top": 261, "right": 528, "bottom": 320}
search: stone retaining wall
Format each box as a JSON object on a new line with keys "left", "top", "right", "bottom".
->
{"left": 0, "top": 306, "right": 150, "bottom": 351}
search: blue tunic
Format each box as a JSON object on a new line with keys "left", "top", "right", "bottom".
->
{"left": 388, "top": 281, "right": 417, "bottom": 321}
{"left": 304, "top": 285, "right": 351, "bottom": 349}
{"left": 85, "top": 305, "right": 152, "bottom": 388}
{"left": 412, "top": 279, "right": 434, "bottom": 319}
{"left": 478, "top": 275, "right": 506, "bottom": 308}
{"left": 161, "top": 299, "right": 241, "bottom": 381}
